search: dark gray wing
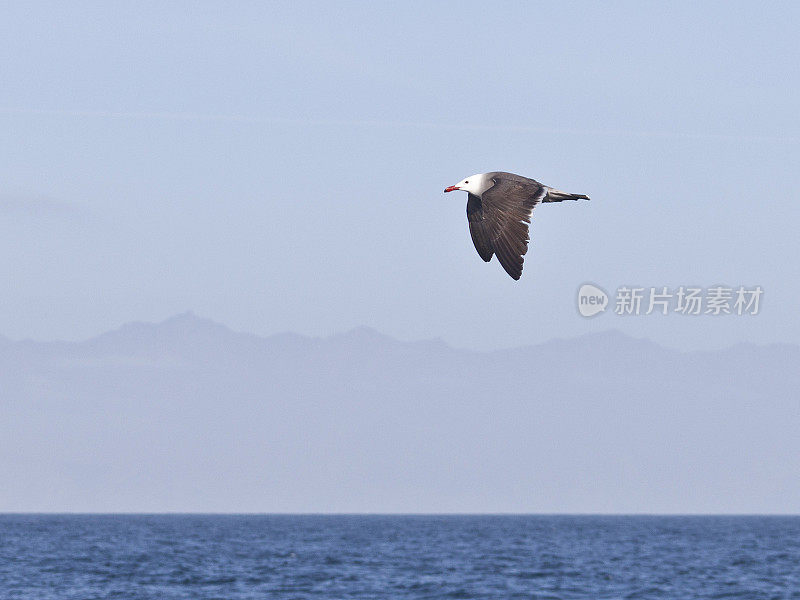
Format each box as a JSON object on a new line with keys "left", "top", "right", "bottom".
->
{"left": 466, "top": 175, "right": 546, "bottom": 280}
{"left": 467, "top": 193, "right": 494, "bottom": 262}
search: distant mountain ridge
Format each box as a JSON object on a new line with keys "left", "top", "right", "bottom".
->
{"left": 0, "top": 313, "right": 798, "bottom": 514}
{"left": 6, "top": 310, "right": 795, "bottom": 357}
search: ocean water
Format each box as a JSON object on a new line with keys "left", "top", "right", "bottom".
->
{"left": 0, "top": 515, "right": 798, "bottom": 599}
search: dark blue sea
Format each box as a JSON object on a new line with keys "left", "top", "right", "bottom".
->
{"left": 1, "top": 515, "right": 798, "bottom": 599}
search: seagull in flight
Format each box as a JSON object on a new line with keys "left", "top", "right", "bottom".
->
{"left": 444, "top": 171, "right": 589, "bottom": 280}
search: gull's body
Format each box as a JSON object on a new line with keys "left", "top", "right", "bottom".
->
{"left": 444, "top": 171, "right": 589, "bottom": 280}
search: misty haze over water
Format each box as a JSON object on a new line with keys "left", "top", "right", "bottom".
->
{"left": 2, "top": 313, "right": 797, "bottom": 514}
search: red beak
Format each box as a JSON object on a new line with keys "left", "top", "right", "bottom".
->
{"left": 443, "top": 185, "right": 460, "bottom": 193}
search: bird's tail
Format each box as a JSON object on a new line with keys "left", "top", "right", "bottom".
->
{"left": 544, "top": 188, "right": 590, "bottom": 203}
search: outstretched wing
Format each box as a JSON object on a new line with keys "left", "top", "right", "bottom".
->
{"left": 466, "top": 176, "right": 546, "bottom": 280}
{"left": 466, "top": 193, "right": 494, "bottom": 262}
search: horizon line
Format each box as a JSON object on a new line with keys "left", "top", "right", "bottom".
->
{"left": 1, "top": 511, "right": 799, "bottom": 517}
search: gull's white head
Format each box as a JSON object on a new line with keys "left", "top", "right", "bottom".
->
{"left": 444, "top": 173, "right": 487, "bottom": 195}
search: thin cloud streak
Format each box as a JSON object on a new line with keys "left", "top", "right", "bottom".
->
{"left": 0, "top": 194, "right": 84, "bottom": 217}
{"left": 0, "top": 106, "right": 796, "bottom": 144}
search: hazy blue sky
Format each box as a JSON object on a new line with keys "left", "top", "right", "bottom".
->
{"left": 1, "top": 1, "right": 798, "bottom": 350}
